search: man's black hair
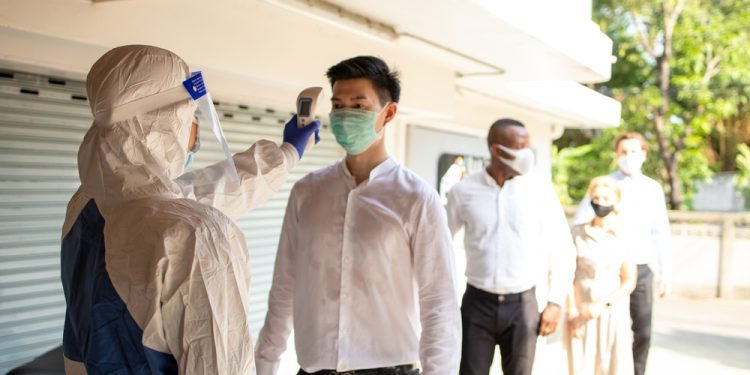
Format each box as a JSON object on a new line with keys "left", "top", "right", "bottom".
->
{"left": 326, "top": 56, "right": 401, "bottom": 105}
{"left": 487, "top": 118, "right": 525, "bottom": 146}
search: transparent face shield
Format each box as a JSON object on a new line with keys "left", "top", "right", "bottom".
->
{"left": 94, "top": 71, "right": 239, "bottom": 184}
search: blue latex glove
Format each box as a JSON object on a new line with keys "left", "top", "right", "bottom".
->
{"left": 283, "top": 115, "right": 321, "bottom": 159}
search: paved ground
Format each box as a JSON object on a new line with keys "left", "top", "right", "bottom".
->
{"left": 647, "top": 297, "right": 750, "bottom": 375}
{"left": 274, "top": 296, "right": 750, "bottom": 374}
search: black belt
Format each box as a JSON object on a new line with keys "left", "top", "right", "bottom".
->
{"left": 300, "top": 364, "right": 418, "bottom": 375}
{"left": 466, "top": 284, "right": 535, "bottom": 304}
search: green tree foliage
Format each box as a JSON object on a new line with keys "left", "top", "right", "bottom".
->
{"left": 737, "top": 143, "right": 750, "bottom": 209}
{"left": 554, "top": 0, "right": 750, "bottom": 209}
{"left": 553, "top": 134, "right": 616, "bottom": 205}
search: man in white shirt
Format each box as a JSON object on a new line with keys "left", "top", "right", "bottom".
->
{"left": 572, "top": 132, "right": 672, "bottom": 375}
{"left": 255, "top": 56, "right": 461, "bottom": 375}
{"left": 447, "top": 118, "right": 576, "bottom": 375}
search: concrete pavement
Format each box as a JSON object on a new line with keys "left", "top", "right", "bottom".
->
{"left": 648, "top": 297, "right": 750, "bottom": 375}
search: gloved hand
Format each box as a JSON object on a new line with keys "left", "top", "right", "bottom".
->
{"left": 283, "top": 115, "right": 321, "bottom": 159}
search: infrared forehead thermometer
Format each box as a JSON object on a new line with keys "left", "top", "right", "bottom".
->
{"left": 296, "top": 87, "right": 323, "bottom": 127}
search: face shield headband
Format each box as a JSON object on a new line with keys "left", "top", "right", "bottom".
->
{"left": 93, "top": 71, "right": 238, "bottom": 182}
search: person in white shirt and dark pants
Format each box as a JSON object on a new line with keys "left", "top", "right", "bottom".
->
{"left": 255, "top": 56, "right": 462, "bottom": 375}
{"left": 447, "top": 118, "right": 576, "bottom": 375}
{"left": 572, "top": 132, "right": 672, "bottom": 375}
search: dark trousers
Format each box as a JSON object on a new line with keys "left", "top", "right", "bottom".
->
{"left": 459, "top": 284, "right": 539, "bottom": 375}
{"left": 631, "top": 265, "right": 653, "bottom": 375}
{"left": 298, "top": 364, "right": 419, "bottom": 375}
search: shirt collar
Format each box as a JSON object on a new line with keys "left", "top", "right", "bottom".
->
{"left": 481, "top": 168, "right": 524, "bottom": 189}
{"left": 480, "top": 169, "right": 497, "bottom": 187}
{"left": 340, "top": 156, "right": 398, "bottom": 182}
{"left": 612, "top": 169, "right": 644, "bottom": 182}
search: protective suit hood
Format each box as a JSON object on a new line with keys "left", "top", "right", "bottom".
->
{"left": 79, "top": 45, "right": 195, "bottom": 212}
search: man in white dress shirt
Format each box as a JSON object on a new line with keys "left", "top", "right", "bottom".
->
{"left": 255, "top": 56, "right": 461, "bottom": 375}
{"left": 572, "top": 132, "right": 672, "bottom": 375}
{"left": 447, "top": 118, "right": 576, "bottom": 375}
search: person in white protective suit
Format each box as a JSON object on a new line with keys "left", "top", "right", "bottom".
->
{"left": 59, "top": 45, "right": 320, "bottom": 375}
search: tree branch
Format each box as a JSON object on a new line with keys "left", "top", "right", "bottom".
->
{"left": 704, "top": 56, "right": 721, "bottom": 85}
{"left": 676, "top": 104, "right": 704, "bottom": 155}
{"left": 665, "top": 0, "right": 688, "bottom": 35}
{"left": 675, "top": 122, "right": 691, "bottom": 152}
{"left": 674, "top": 0, "right": 688, "bottom": 21}
{"left": 627, "top": 10, "right": 657, "bottom": 58}
{"left": 700, "top": 44, "right": 721, "bottom": 85}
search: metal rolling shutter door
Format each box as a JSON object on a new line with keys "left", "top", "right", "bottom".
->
{"left": 0, "top": 70, "right": 341, "bottom": 372}
{"left": 0, "top": 71, "right": 87, "bottom": 372}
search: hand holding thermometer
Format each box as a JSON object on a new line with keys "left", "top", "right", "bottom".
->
{"left": 296, "top": 87, "right": 323, "bottom": 151}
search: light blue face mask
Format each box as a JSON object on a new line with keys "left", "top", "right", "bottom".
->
{"left": 329, "top": 106, "right": 387, "bottom": 155}
{"left": 184, "top": 137, "right": 200, "bottom": 170}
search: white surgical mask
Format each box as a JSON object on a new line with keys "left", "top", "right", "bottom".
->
{"left": 496, "top": 144, "right": 535, "bottom": 175}
{"left": 618, "top": 153, "right": 645, "bottom": 176}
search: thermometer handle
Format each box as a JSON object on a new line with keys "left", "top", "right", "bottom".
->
{"left": 296, "top": 87, "right": 324, "bottom": 150}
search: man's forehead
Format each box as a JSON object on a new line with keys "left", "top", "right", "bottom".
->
{"left": 331, "top": 78, "right": 377, "bottom": 98}
{"left": 493, "top": 125, "right": 528, "bottom": 142}
{"left": 618, "top": 138, "right": 643, "bottom": 151}
{"left": 509, "top": 125, "right": 529, "bottom": 137}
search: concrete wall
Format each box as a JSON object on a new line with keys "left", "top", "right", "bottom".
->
{"left": 671, "top": 229, "right": 750, "bottom": 299}
{"left": 693, "top": 173, "right": 747, "bottom": 212}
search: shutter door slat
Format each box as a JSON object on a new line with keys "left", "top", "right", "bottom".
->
{"left": 0, "top": 70, "right": 342, "bottom": 372}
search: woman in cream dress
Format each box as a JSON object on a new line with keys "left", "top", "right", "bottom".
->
{"left": 565, "top": 176, "right": 637, "bottom": 375}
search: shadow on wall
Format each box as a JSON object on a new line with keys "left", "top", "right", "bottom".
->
{"left": 654, "top": 329, "right": 750, "bottom": 370}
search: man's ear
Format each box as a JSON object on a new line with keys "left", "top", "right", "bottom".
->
{"left": 492, "top": 144, "right": 516, "bottom": 160}
{"left": 489, "top": 144, "right": 501, "bottom": 158}
{"left": 383, "top": 102, "right": 398, "bottom": 126}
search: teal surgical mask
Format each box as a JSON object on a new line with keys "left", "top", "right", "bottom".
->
{"left": 329, "top": 105, "right": 388, "bottom": 155}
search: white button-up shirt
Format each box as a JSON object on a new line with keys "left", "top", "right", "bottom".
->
{"left": 572, "top": 171, "right": 672, "bottom": 279}
{"left": 255, "top": 158, "right": 461, "bottom": 374}
{"left": 446, "top": 171, "right": 575, "bottom": 306}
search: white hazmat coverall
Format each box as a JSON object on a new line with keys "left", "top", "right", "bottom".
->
{"left": 60, "top": 45, "right": 314, "bottom": 375}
